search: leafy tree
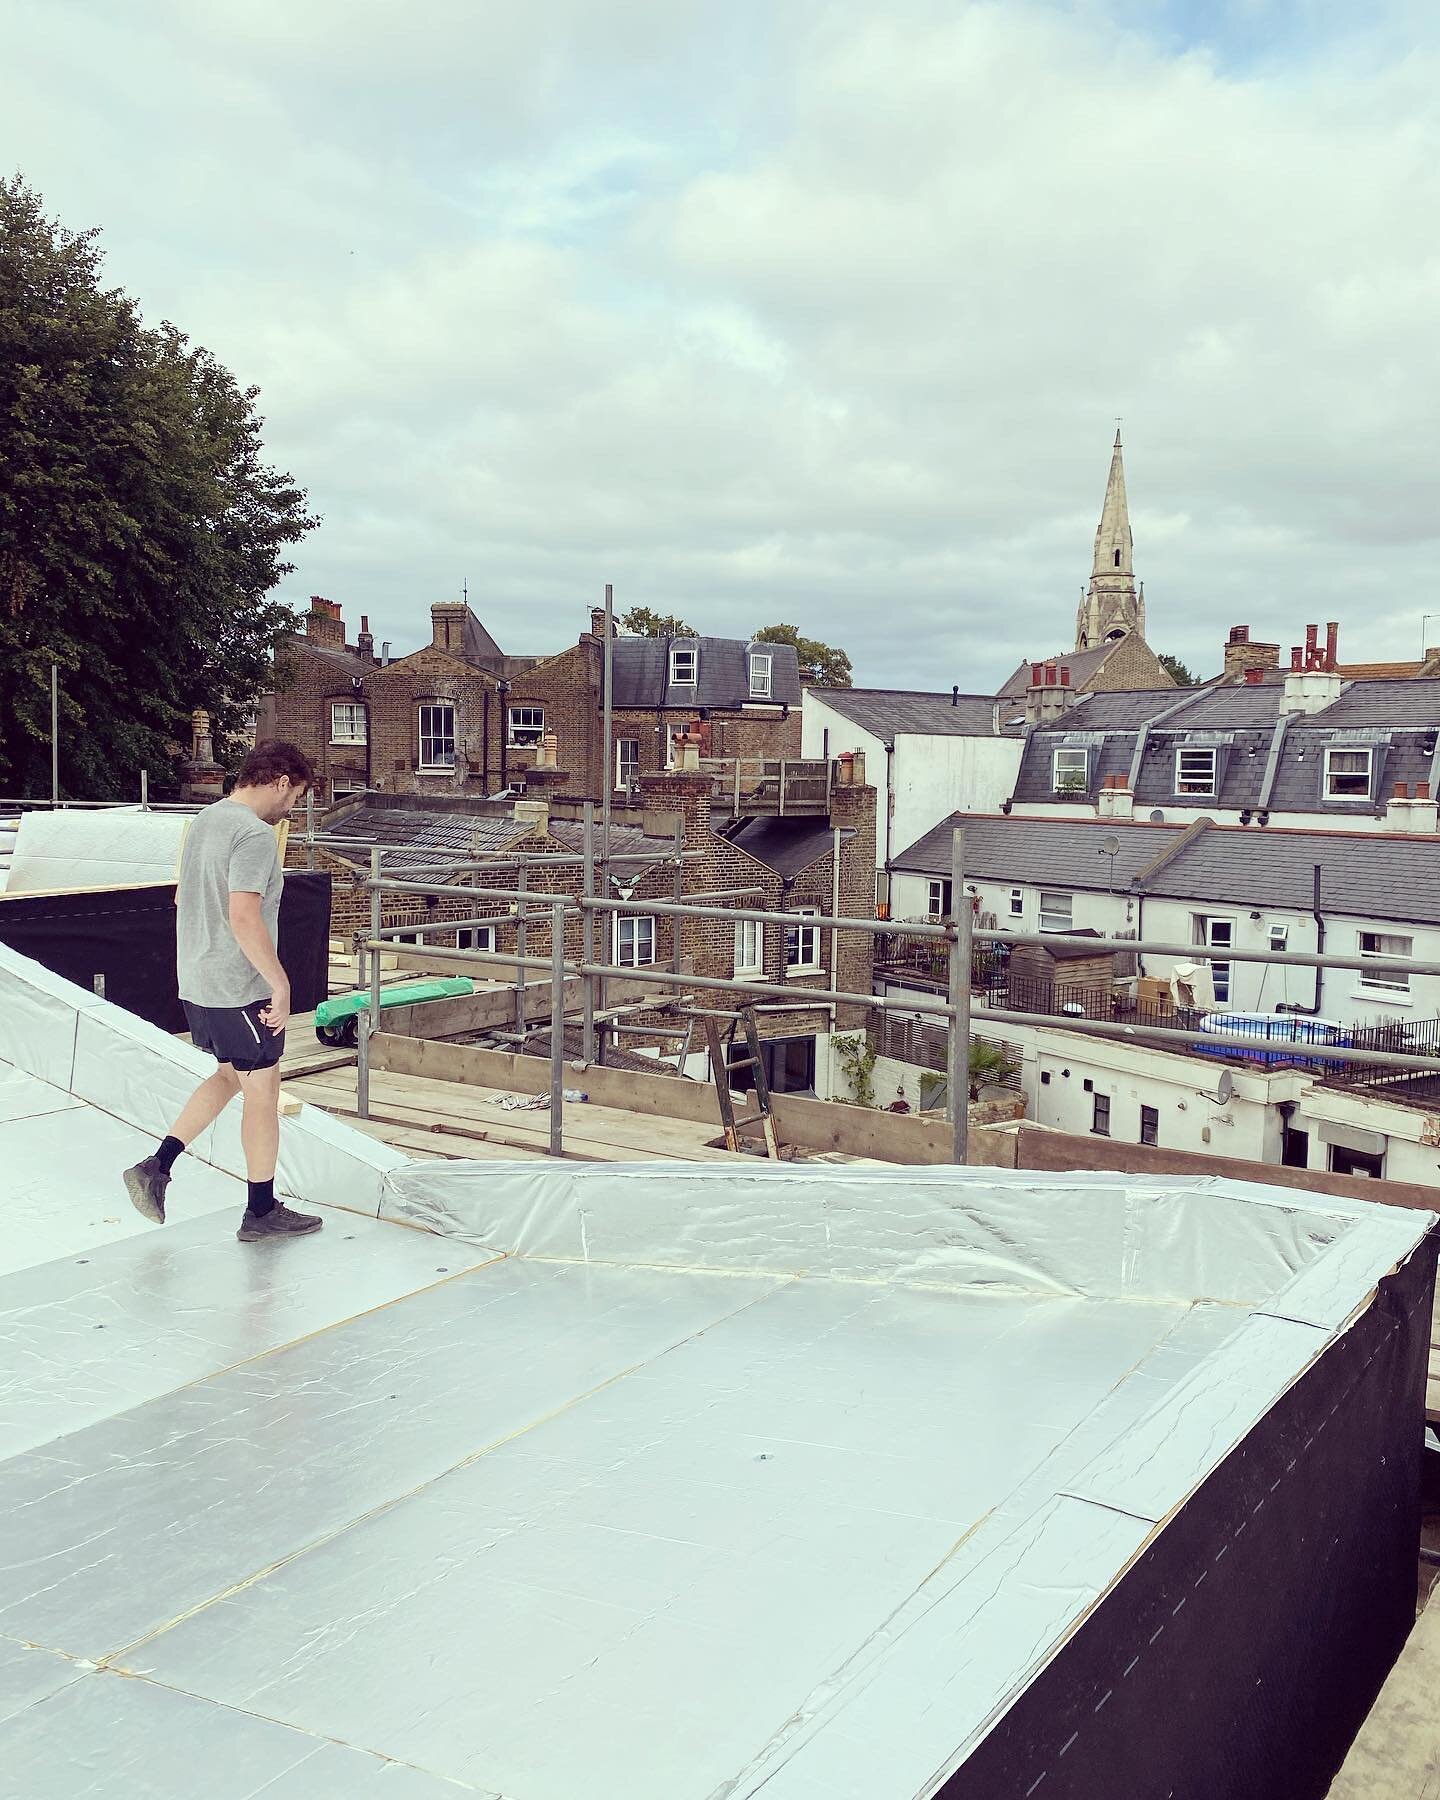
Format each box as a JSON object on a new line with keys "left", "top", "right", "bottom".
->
{"left": 619, "top": 605, "right": 697, "bottom": 638}
{"left": 0, "top": 175, "right": 317, "bottom": 798}
{"left": 753, "top": 622, "right": 852, "bottom": 687}
{"left": 1158, "top": 652, "right": 1197, "bottom": 688}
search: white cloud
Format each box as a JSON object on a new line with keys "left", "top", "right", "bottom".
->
{"left": 4, "top": 0, "right": 1439, "bottom": 688}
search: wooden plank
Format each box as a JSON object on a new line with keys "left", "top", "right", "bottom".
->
{"left": 289, "top": 1069, "right": 734, "bottom": 1164}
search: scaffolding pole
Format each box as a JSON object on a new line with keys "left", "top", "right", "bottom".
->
{"left": 582, "top": 802, "right": 596, "bottom": 1064}
{"left": 948, "top": 826, "right": 969, "bottom": 1165}
{"left": 549, "top": 896, "right": 566, "bottom": 1155}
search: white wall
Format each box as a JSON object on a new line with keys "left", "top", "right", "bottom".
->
{"left": 802, "top": 694, "right": 1023, "bottom": 875}
{"left": 1017, "top": 1025, "right": 1282, "bottom": 1162}
{"left": 890, "top": 873, "right": 1440, "bottom": 1030}
{"left": 889, "top": 735, "right": 1023, "bottom": 857}
{"left": 1010, "top": 799, "right": 1428, "bottom": 836}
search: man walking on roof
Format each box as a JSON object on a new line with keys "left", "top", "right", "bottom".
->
{"left": 123, "top": 740, "right": 324, "bottom": 1243}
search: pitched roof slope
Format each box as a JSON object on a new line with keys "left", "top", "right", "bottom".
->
{"left": 812, "top": 688, "right": 1004, "bottom": 739}
{"left": 894, "top": 812, "right": 1440, "bottom": 926}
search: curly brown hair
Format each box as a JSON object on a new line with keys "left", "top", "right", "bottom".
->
{"left": 234, "top": 740, "right": 317, "bottom": 792}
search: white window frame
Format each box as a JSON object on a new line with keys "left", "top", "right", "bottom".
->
{"left": 507, "top": 704, "right": 545, "bottom": 748}
{"left": 734, "top": 918, "right": 764, "bottom": 976}
{"left": 1324, "top": 747, "right": 1372, "bottom": 799}
{"left": 455, "top": 926, "right": 496, "bottom": 953}
{"left": 1174, "top": 747, "right": 1217, "bottom": 797}
{"left": 613, "top": 914, "right": 657, "bottom": 968}
{"left": 1008, "top": 887, "right": 1024, "bottom": 918}
{"left": 784, "top": 907, "right": 822, "bottom": 973}
{"left": 330, "top": 782, "right": 366, "bottom": 801}
{"left": 329, "top": 701, "right": 367, "bottom": 745}
{"left": 749, "top": 652, "right": 773, "bottom": 698}
{"left": 1052, "top": 747, "right": 1088, "bottom": 794}
{"left": 1358, "top": 929, "right": 1412, "bottom": 994}
{"left": 614, "top": 737, "right": 639, "bottom": 790}
{"left": 1194, "top": 914, "right": 1234, "bottom": 1004}
{"left": 669, "top": 646, "right": 698, "bottom": 686}
{"left": 417, "top": 702, "right": 456, "bottom": 770}
{"left": 1039, "top": 890, "right": 1073, "bottom": 934}
{"left": 926, "top": 878, "right": 953, "bottom": 920}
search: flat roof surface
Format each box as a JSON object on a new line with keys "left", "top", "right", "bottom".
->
{"left": 0, "top": 949, "right": 1433, "bottom": 1798}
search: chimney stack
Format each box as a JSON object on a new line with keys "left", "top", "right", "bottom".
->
{"left": 1223, "top": 624, "right": 1281, "bottom": 683}
{"left": 356, "top": 614, "right": 374, "bottom": 661}
{"left": 1025, "top": 661, "right": 1078, "bottom": 727}
{"left": 1282, "top": 624, "right": 1344, "bottom": 715}
{"left": 590, "top": 606, "right": 615, "bottom": 639}
{"left": 305, "top": 595, "right": 346, "bottom": 651}
{"left": 1325, "top": 621, "right": 1339, "bottom": 671}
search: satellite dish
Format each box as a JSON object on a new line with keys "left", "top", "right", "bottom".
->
{"left": 1101, "top": 834, "right": 1121, "bottom": 855}
{"left": 1215, "top": 1070, "right": 1234, "bottom": 1105}
{"left": 1148, "top": 809, "right": 1166, "bottom": 824}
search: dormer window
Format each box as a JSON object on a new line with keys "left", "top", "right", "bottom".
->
{"left": 1175, "top": 747, "right": 1217, "bottom": 797}
{"left": 1324, "top": 747, "right": 1371, "bottom": 799}
{"left": 749, "top": 652, "right": 773, "bottom": 698}
{"left": 670, "top": 645, "right": 697, "bottom": 685}
{"left": 1052, "top": 747, "right": 1088, "bottom": 794}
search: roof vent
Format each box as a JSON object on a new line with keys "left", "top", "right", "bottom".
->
{"left": 1148, "top": 809, "right": 1166, "bottom": 824}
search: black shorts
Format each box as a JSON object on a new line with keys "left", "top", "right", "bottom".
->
{"left": 183, "top": 999, "right": 286, "bottom": 1073}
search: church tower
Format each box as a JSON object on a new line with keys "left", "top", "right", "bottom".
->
{"left": 1074, "top": 430, "right": 1146, "bottom": 651}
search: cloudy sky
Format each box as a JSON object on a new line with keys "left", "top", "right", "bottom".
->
{"left": 6, "top": 0, "right": 1438, "bottom": 690}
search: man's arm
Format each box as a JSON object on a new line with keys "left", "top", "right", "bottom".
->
{"left": 229, "top": 891, "right": 291, "bottom": 1032}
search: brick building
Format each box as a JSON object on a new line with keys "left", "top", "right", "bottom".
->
{"left": 293, "top": 743, "right": 876, "bottom": 1093}
{"left": 262, "top": 597, "right": 804, "bottom": 807}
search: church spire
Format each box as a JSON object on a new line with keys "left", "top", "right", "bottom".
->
{"left": 1092, "top": 428, "right": 1132, "bottom": 579}
{"left": 1075, "top": 427, "right": 1143, "bottom": 651}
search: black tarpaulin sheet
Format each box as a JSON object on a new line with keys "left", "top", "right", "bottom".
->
{"left": 938, "top": 1231, "right": 1439, "bottom": 1800}
{"left": 0, "top": 872, "right": 330, "bottom": 1033}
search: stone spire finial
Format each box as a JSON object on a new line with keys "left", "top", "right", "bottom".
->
{"left": 1075, "top": 428, "right": 1144, "bottom": 651}
{"left": 1091, "top": 428, "right": 1132, "bottom": 580}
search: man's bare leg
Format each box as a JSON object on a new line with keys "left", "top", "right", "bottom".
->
{"left": 123, "top": 1065, "right": 241, "bottom": 1223}
{"left": 171, "top": 1066, "right": 243, "bottom": 1145}
{"left": 234, "top": 1062, "right": 322, "bottom": 1241}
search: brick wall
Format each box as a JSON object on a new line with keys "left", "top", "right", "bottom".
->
{"left": 267, "top": 605, "right": 802, "bottom": 806}
{"left": 297, "top": 777, "right": 876, "bottom": 1055}
{"left": 1085, "top": 635, "right": 1175, "bottom": 694}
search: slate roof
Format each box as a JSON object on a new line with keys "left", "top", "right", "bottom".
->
{"left": 810, "top": 688, "right": 1005, "bottom": 740}
{"left": 609, "top": 637, "right": 802, "bottom": 709}
{"left": 894, "top": 813, "right": 1440, "bottom": 927}
{"left": 995, "top": 643, "right": 1119, "bottom": 704}
{"left": 322, "top": 803, "right": 655, "bottom": 868}
{"left": 1011, "top": 679, "right": 1440, "bottom": 817}
{"left": 726, "top": 817, "right": 851, "bottom": 878}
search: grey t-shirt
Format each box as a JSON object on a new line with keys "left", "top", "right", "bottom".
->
{"left": 176, "top": 800, "right": 284, "bottom": 1008}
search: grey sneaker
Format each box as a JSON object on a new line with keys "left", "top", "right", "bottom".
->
{"left": 237, "top": 1202, "right": 324, "bottom": 1243}
{"left": 123, "top": 1156, "right": 170, "bottom": 1224}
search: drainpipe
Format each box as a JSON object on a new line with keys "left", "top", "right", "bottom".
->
{"left": 498, "top": 679, "right": 511, "bottom": 792}
{"left": 884, "top": 741, "right": 894, "bottom": 874}
{"left": 1284, "top": 864, "right": 1325, "bottom": 1016}
{"left": 482, "top": 689, "right": 490, "bottom": 793}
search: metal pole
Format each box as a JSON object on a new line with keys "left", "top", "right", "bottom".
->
{"left": 306, "top": 789, "right": 315, "bottom": 869}
{"left": 359, "top": 846, "right": 382, "bottom": 1119}
{"left": 140, "top": 768, "right": 149, "bottom": 811}
{"left": 600, "top": 582, "right": 614, "bottom": 1058}
{"left": 515, "top": 857, "right": 528, "bottom": 1050}
{"left": 549, "top": 896, "right": 566, "bottom": 1156}
{"left": 671, "top": 816, "right": 684, "bottom": 976}
{"left": 948, "top": 827, "right": 970, "bottom": 1165}
{"left": 830, "top": 825, "right": 842, "bottom": 1022}
{"left": 50, "top": 664, "right": 59, "bottom": 804}
{"left": 582, "top": 801, "right": 596, "bottom": 1063}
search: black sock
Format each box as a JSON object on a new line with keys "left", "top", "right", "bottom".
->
{"left": 247, "top": 1178, "right": 276, "bottom": 1218}
{"left": 156, "top": 1135, "right": 185, "bottom": 1174}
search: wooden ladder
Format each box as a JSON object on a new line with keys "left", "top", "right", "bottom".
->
{"left": 703, "top": 1009, "right": 782, "bottom": 1159}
